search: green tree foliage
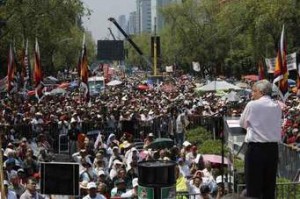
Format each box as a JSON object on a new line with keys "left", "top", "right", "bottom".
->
{"left": 186, "top": 126, "right": 228, "bottom": 155}
{"left": 0, "top": 0, "right": 95, "bottom": 76}
{"left": 125, "top": 33, "right": 152, "bottom": 70}
{"left": 126, "top": 0, "right": 300, "bottom": 78}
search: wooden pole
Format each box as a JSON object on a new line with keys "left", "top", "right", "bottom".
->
{"left": 0, "top": 131, "right": 6, "bottom": 199}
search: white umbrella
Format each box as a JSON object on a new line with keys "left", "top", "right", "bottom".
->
{"left": 235, "top": 82, "right": 249, "bottom": 88}
{"left": 223, "top": 91, "right": 241, "bottom": 102}
{"left": 198, "top": 80, "right": 241, "bottom": 91}
{"left": 106, "top": 80, "right": 123, "bottom": 86}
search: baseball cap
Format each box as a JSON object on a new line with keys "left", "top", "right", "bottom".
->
{"left": 87, "top": 182, "right": 97, "bottom": 189}
{"left": 182, "top": 141, "right": 192, "bottom": 147}
{"left": 98, "top": 170, "right": 106, "bottom": 176}
{"left": 3, "top": 180, "right": 9, "bottom": 186}
{"left": 113, "top": 160, "right": 124, "bottom": 165}
{"left": 17, "top": 168, "right": 25, "bottom": 173}
{"left": 113, "top": 146, "right": 119, "bottom": 151}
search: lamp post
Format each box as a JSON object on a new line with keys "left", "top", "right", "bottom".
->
{"left": 0, "top": 19, "right": 5, "bottom": 199}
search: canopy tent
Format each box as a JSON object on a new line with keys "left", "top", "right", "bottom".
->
{"left": 197, "top": 80, "right": 241, "bottom": 91}
{"left": 235, "top": 82, "right": 249, "bottom": 88}
{"left": 46, "top": 88, "right": 66, "bottom": 96}
{"left": 223, "top": 91, "right": 241, "bottom": 102}
{"left": 106, "top": 80, "right": 123, "bottom": 86}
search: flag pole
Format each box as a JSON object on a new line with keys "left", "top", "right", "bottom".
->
{"left": 0, "top": 130, "right": 6, "bottom": 199}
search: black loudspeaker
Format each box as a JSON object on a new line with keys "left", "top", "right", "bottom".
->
{"left": 138, "top": 160, "right": 176, "bottom": 187}
{"left": 40, "top": 162, "right": 79, "bottom": 196}
{"left": 97, "top": 40, "right": 125, "bottom": 60}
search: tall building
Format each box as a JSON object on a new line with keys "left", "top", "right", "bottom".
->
{"left": 128, "top": 11, "right": 138, "bottom": 35}
{"left": 117, "top": 15, "right": 127, "bottom": 39}
{"left": 151, "top": 0, "right": 175, "bottom": 34}
{"left": 137, "top": 0, "right": 152, "bottom": 34}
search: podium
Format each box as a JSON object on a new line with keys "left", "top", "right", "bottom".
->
{"left": 138, "top": 160, "right": 176, "bottom": 199}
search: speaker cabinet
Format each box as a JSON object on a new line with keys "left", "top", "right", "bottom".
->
{"left": 40, "top": 162, "right": 79, "bottom": 196}
{"left": 97, "top": 40, "right": 125, "bottom": 60}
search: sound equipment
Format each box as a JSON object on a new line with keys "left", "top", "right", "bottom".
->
{"left": 97, "top": 40, "right": 124, "bottom": 60}
{"left": 40, "top": 162, "right": 79, "bottom": 196}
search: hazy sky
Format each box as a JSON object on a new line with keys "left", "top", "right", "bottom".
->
{"left": 82, "top": 0, "right": 136, "bottom": 42}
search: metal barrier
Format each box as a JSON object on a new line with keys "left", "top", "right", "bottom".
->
{"left": 237, "top": 182, "right": 300, "bottom": 199}
{"left": 175, "top": 192, "right": 201, "bottom": 199}
{"left": 3, "top": 115, "right": 299, "bottom": 181}
{"left": 278, "top": 143, "right": 300, "bottom": 181}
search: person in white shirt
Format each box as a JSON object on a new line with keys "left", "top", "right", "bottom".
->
{"left": 240, "top": 80, "right": 282, "bottom": 199}
{"left": 120, "top": 178, "right": 138, "bottom": 198}
{"left": 188, "top": 177, "right": 203, "bottom": 199}
{"left": 177, "top": 158, "right": 190, "bottom": 178}
{"left": 83, "top": 182, "right": 106, "bottom": 199}
{"left": 176, "top": 113, "right": 186, "bottom": 147}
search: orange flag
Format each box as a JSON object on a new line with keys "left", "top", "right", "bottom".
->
{"left": 80, "top": 35, "right": 89, "bottom": 102}
{"left": 34, "top": 38, "right": 44, "bottom": 101}
{"left": 273, "top": 25, "right": 288, "bottom": 99}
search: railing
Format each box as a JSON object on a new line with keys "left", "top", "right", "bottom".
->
{"left": 237, "top": 182, "right": 300, "bottom": 199}
{"left": 2, "top": 115, "right": 299, "bottom": 181}
{"left": 278, "top": 143, "right": 300, "bottom": 180}
{"left": 175, "top": 192, "right": 201, "bottom": 199}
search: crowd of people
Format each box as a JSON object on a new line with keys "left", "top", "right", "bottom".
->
{"left": 0, "top": 73, "right": 299, "bottom": 199}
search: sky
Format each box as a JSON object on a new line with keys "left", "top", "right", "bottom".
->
{"left": 82, "top": 0, "right": 136, "bottom": 42}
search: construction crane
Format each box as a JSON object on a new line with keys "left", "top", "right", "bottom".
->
{"left": 108, "top": 17, "right": 152, "bottom": 70}
{"left": 108, "top": 27, "right": 116, "bottom": 40}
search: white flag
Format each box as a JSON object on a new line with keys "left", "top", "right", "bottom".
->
{"left": 165, "top": 65, "right": 173, "bottom": 72}
{"left": 192, "top": 61, "right": 200, "bottom": 72}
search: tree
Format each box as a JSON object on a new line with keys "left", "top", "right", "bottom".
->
{"left": 125, "top": 0, "right": 300, "bottom": 78}
{"left": 0, "top": 0, "right": 95, "bottom": 77}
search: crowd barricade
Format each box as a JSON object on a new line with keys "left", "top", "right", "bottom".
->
{"left": 278, "top": 143, "right": 300, "bottom": 181}
{"left": 3, "top": 115, "right": 299, "bottom": 182}
{"left": 237, "top": 182, "right": 300, "bottom": 199}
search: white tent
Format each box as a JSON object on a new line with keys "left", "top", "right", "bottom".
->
{"left": 106, "top": 80, "right": 123, "bottom": 86}
{"left": 223, "top": 91, "right": 241, "bottom": 102}
{"left": 197, "top": 80, "right": 241, "bottom": 91}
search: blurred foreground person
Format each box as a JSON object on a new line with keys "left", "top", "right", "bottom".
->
{"left": 240, "top": 80, "right": 282, "bottom": 199}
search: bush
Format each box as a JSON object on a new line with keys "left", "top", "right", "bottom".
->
{"left": 186, "top": 126, "right": 213, "bottom": 146}
{"left": 276, "top": 178, "right": 300, "bottom": 198}
{"left": 186, "top": 126, "right": 228, "bottom": 155}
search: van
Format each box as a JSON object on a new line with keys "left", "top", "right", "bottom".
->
{"left": 88, "top": 76, "right": 105, "bottom": 95}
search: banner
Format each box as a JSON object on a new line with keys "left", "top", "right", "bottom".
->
{"left": 265, "top": 52, "right": 297, "bottom": 73}
{"left": 192, "top": 61, "right": 200, "bottom": 72}
{"left": 138, "top": 185, "right": 154, "bottom": 199}
{"left": 161, "top": 186, "right": 176, "bottom": 199}
{"left": 165, "top": 65, "right": 173, "bottom": 72}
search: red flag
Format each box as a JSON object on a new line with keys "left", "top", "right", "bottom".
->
{"left": 103, "top": 63, "right": 109, "bottom": 82}
{"left": 258, "top": 59, "right": 265, "bottom": 80}
{"left": 21, "top": 39, "right": 31, "bottom": 89}
{"left": 297, "top": 63, "right": 300, "bottom": 95}
{"left": 273, "top": 25, "right": 288, "bottom": 98}
{"left": 34, "top": 39, "right": 44, "bottom": 101}
{"left": 80, "top": 36, "right": 89, "bottom": 102}
{"left": 7, "top": 44, "right": 16, "bottom": 93}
